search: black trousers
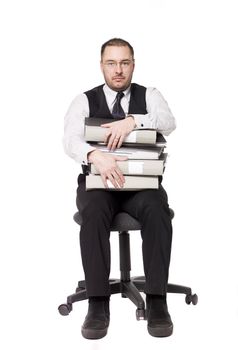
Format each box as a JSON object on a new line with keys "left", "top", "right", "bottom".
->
{"left": 76, "top": 175, "right": 173, "bottom": 297}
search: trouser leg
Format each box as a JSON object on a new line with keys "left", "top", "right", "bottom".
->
{"left": 121, "top": 186, "right": 172, "bottom": 295}
{"left": 76, "top": 179, "right": 119, "bottom": 297}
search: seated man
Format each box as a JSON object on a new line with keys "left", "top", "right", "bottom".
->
{"left": 63, "top": 37, "right": 176, "bottom": 339}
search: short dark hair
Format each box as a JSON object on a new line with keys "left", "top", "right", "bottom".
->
{"left": 101, "top": 38, "right": 134, "bottom": 59}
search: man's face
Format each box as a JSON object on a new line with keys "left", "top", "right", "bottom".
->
{"left": 100, "top": 45, "right": 135, "bottom": 91}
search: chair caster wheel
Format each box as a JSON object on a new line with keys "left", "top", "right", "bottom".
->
{"left": 58, "top": 303, "right": 72, "bottom": 315}
{"left": 185, "top": 293, "right": 198, "bottom": 305}
{"left": 136, "top": 308, "right": 146, "bottom": 320}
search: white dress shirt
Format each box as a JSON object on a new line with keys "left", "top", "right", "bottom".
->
{"left": 63, "top": 84, "right": 176, "bottom": 168}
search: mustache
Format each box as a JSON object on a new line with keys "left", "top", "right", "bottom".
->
{"left": 113, "top": 74, "right": 124, "bottom": 78}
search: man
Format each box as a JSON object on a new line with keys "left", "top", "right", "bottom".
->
{"left": 63, "top": 38, "right": 176, "bottom": 339}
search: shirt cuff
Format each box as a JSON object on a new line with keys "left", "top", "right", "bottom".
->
{"left": 78, "top": 145, "right": 96, "bottom": 166}
{"left": 130, "top": 114, "right": 152, "bottom": 129}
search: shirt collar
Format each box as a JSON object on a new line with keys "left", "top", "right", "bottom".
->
{"left": 103, "top": 84, "right": 131, "bottom": 101}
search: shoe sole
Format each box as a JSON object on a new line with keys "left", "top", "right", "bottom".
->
{"left": 81, "top": 327, "right": 108, "bottom": 340}
{"left": 147, "top": 324, "right": 173, "bottom": 337}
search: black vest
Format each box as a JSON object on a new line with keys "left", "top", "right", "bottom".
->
{"left": 80, "top": 83, "right": 163, "bottom": 183}
{"left": 84, "top": 83, "right": 147, "bottom": 118}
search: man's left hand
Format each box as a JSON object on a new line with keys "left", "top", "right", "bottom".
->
{"left": 101, "top": 116, "right": 136, "bottom": 150}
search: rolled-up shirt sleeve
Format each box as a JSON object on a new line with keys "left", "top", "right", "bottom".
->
{"left": 131, "top": 87, "right": 176, "bottom": 136}
{"left": 63, "top": 93, "right": 96, "bottom": 165}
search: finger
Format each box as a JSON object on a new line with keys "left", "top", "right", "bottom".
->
{"left": 107, "top": 134, "right": 118, "bottom": 150}
{"left": 115, "top": 155, "right": 128, "bottom": 161}
{"left": 101, "top": 123, "right": 111, "bottom": 127}
{"left": 111, "top": 137, "right": 120, "bottom": 151}
{"left": 101, "top": 175, "right": 108, "bottom": 188}
{"left": 110, "top": 134, "right": 121, "bottom": 150}
{"left": 113, "top": 168, "right": 125, "bottom": 187}
{"left": 117, "top": 135, "right": 124, "bottom": 148}
{"left": 104, "top": 130, "right": 112, "bottom": 144}
{"left": 107, "top": 174, "right": 120, "bottom": 189}
{"left": 110, "top": 170, "right": 122, "bottom": 187}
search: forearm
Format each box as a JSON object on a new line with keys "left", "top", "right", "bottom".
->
{"left": 130, "top": 87, "right": 176, "bottom": 136}
{"left": 63, "top": 93, "right": 94, "bottom": 165}
{"left": 63, "top": 134, "right": 96, "bottom": 165}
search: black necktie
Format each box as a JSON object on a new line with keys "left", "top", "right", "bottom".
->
{"left": 112, "top": 91, "right": 125, "bottom": 118}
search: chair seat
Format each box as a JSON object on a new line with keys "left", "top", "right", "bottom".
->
{"left": 73, "top": 209, "right": 174, "bottom": 232}
{"left": 73, "top": 211, "right": 141, "bottom": 231}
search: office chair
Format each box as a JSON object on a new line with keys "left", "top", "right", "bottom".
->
{"left": 58, "top": 209, "right": 198, "bottom": 319}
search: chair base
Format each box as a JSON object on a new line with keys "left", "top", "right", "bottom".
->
{"left": 59, "top": 211, "right": 199, "bottom": 318}
{"left": 58, "top": 277, "right": 198, "bottom": 318}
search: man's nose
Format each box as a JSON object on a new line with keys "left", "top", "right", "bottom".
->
{"left": 115, "top": 63, "right": 122, "bottom": 73}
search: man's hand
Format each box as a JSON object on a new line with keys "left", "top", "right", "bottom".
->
{"left": 88, "top": 149, "right": 128, "bottom": 189}
{"left": 101, "top": 116, "right": 136, "bottom": 151}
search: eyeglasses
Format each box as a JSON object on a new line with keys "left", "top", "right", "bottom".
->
{"left": 103, "top": 60, "right": 134, "bottom": 70}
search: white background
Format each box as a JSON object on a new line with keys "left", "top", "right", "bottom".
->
{"left": 1, "top": 0, "right": 238, "bottom": 349}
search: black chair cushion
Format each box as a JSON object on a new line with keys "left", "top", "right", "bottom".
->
{"left": 73, "top": 211, "right": 141, "bottom": 231}
{"left": 73, "top": 209, "right": 174, "bottom": 232}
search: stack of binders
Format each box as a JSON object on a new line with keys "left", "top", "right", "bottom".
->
{"left": 84, "top": 118, "right": 168, "bottom": 191}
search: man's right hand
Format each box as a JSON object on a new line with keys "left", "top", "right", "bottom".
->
{"left": 88, "top": 149, "right": 128, "bottom": 189}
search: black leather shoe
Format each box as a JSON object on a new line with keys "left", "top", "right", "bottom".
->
{"left": 146, "top": 294, "right": 173, "bottom": 337}
{"left": 81, "top": 297, "right": 110, "bottom": 340}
